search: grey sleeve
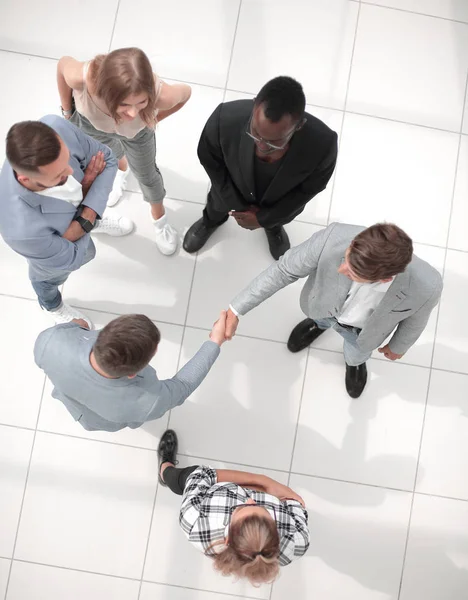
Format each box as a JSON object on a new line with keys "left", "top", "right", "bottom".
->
{"left": 34, "top": 328, "right": 55, "bottom": 369}
{"left": 388, "top": 281, "right": 443, "bottom": 355}
{"left": 34, "top": 322, "right": 82, "bottom": 369}
{"left": 6, "top": 232, "right": 90, "bottom": 274}
{"left": 144, "top": 340, "right": 221, "bottom": 421}
{"left": 231, "top": 225, "right": 335, "bottom": 316}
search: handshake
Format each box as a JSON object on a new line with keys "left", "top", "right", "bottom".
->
{"left": 208, "top": 309, "right": 240, "bottom": 346}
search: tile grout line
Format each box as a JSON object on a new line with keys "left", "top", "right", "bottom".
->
{"left": 136, "top": 478, "right": 160, "bottom": 600}
{"left": 222, "top": 0, "right": 243, "bottom": 91}
{"left": 270, "top": 348, "right": 312, "bottom": 600}
{"left": 106, "top": 180, "right": 468, "bottom": 248}
{"left": 1, "top": 556, "right": 259, "bottom": 600}
{"left": 1, "top": 285, "right": 467, "bottom": 374}
{"left": 171, "top": 0, "right": 250, "bottom": 429}
{"left": 0, "top": 48, "right": 59, "bottom": 62}
{"left": 144, "top": 580, "right": 259, "bottom": 600}
{"left": 396, "top": 341, "right": 439, "bottom": 598}
{"left": 441, "top": 69, "right": 468, "bottom": 251}
{"left": 137, "top": 197, "right": 206, "bottom": 597}
{"left": 360, "top": 0, "right": 468, "bottom": 26}
{"left": 18, "top": 423, "right": 468, "bottom": 497}
{"left": 3, "top": 374, "right": 47, "bottom": 600}
{"left": 140, "top": 5, "right": 245, "bottom": 575}
{"left": 326, "top": 0, "right": 361, "bottom": 226}
{"left": 3, "top": 422, "right": 468, "bottom": 501}
{"left": 107, "top": 0, "right": 122, "bottom": 52}
{"left": 397, "top": 68, "right": 468, "bottom": 600}
{"left": 165, "top": 251, "right": 200, "bottom": 431}
{"left": 286, "top": 351, "right": 311, "bottom": 479}
{"left": 0, "top": 48, "right": 466, "bottom": 138}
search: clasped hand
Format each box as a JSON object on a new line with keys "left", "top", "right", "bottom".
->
{"left": 82, "top": 151, "right": 106, "bottom": 194}
{"left": 209, "top": 309, "right": 240, "bottom": 346}
{"left": 229, "top": 206, "right": 261, "bottom": 230}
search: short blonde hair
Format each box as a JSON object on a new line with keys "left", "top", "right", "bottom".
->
{"left": 208, "top": 514, "right": 280, "bottom": 586}
{"left": 90, "top": 47, "right": 158, "bottom": 127}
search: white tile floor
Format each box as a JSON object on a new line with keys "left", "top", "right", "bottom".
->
{"left": 0, "top": 0, "right": 467, "bottom": 598}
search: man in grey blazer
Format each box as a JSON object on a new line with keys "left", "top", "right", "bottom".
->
{"left": 34, "top": 311, "right": 228, "bottom": 432}
{"left": 225, "top": 222, "right": 442, "bottom": 398}
{"left": 0, "top": 116, "right": 133, "bottom": 328}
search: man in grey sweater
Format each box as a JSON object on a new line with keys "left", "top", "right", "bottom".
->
{"left": 34, "top": 312, "right": 227, "bottom": 431}
{"left": 225, "top": 222, "right": 442, "bottom": 398}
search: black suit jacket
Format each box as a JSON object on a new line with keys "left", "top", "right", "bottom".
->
{"left": 197, "top": 99, "right": 338, "bottom": 229}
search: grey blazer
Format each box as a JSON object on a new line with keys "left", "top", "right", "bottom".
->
{"left": 231, "top": 223, "right": 443, "bottom": 355}
{"left": 0, "top": 115, "right": 117, "bottom": 281}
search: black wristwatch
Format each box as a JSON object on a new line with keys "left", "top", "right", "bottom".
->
{"left": 74, "top": 216, "right": 96, "bottom": 233}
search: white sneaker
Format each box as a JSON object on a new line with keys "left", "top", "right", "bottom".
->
{"left": 49, "top": 303, "right": 94, "bottom": 329}
{"left": 152, "top": 214, "right": 179, "bottom": 255}
{"left": 107, "top": 168, "right": 129, "bottom": 207}
{"left": 93, "top": 213, "right": 134, "bottom": 236}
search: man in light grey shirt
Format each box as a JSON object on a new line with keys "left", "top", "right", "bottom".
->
{"left": 225, "top": 222, "right": 442, "bottom": 398}
{"left": 34, "top": 312, "right": 227, "bottom": 431}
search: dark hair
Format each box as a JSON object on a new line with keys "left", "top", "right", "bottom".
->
{"left": 255, "top": 76, "right": 306, "bottom": 123}
{"left": 348, "top": 223, "right": 413, "bottom": 281}
{"left": 93, "top": 314, "right": 161, "bottom": 377}
{"left": 6, "top": 121, "right": 61, "bottom": 173}
{"left": 208, "top": 514, "right": 280, "bottom": 586}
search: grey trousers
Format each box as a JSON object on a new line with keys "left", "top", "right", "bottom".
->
{"left": 70, "top": 111, "right": 166, "bottom": 204}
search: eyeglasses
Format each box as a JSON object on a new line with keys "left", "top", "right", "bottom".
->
{"left": 246, "top": 114, "right": 303, "bottom": 151}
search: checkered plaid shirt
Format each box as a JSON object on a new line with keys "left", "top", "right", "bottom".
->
{"left": 179, "top": 466, "right": 310, "bottom": 566}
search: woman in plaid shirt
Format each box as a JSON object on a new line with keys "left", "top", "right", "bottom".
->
{"left": 158, "top": 429, "right": 310, "bottom": 585}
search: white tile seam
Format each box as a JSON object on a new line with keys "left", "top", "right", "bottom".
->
{"left": 2, "top": 556, "right": 260, "bottom": 600}
{"left": 5, "top": 424, "right": 468, "bottom": 502}
{"left": 327, "top": 0, "right": 361, "bottom": 226}
{"left": 3, "top": 374, "right": 47, "bottom": 600}
{"left": 360, "top": 0, "right": 468, "bottom": 26}
{"left": 107, "top": 0, "right": 122, "bottom": 52}
{"left": 0, "top": 48, "right": 466, "bottom": 136}
{"left": 396, "top": 68, "right": 468, "bottom": 599}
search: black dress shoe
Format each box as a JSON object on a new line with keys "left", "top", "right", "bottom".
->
{"left": 287, "top": 319, "right": 326, "bottom": 353}
{"left": 183, "top": 218, "right": 220, "bottom": 253}
{"left": 158, "top": 429, "right": 178, "bottom": 486}
{"left": 345, "top": 363, "right": 368, "bottom": 399}
{"left": 265, "top": 226, "right": 290, "bottom": 260}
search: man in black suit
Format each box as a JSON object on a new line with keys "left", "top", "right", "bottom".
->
{"left": 183, "top": 76, "right": 338, "bottom": 260}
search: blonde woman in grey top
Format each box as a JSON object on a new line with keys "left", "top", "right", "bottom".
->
{"left": 57, "top": 47, "right": 192, "bottom": 255}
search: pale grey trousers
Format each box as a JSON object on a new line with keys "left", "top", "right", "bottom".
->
{"left": 71, "top": 111, "right": 166, "bottom": 204}
{"left": 314, "top": 317, "right": 372, "bottom": 366}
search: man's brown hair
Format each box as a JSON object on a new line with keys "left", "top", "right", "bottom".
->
{"left": 93, "top": 314, "right": 161, "bottom": 378}
{"left": 90, "top": 47, "right": 158, "bottom": 127}
{"left": 348, "top": 223, "right": 413, "bottom": 281}
{"left": 6, "top": 121, "right": 61, "bottom": 173}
